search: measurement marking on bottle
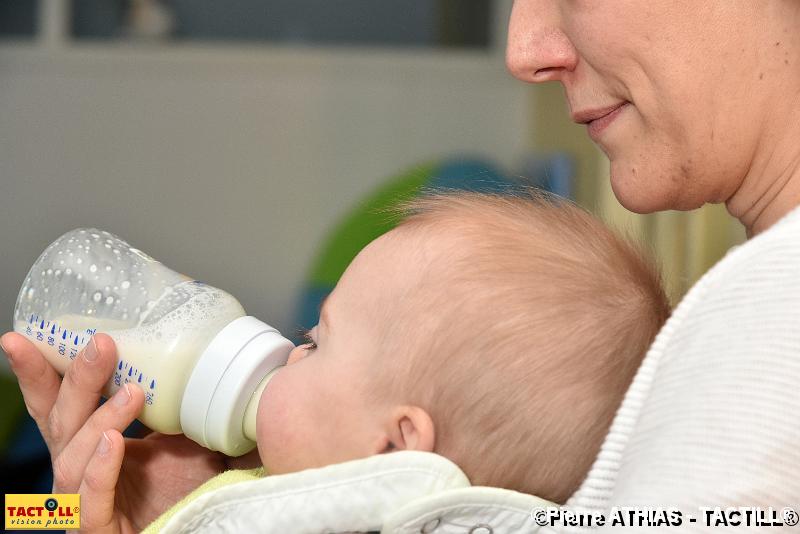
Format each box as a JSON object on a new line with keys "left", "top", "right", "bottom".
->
{"left": 25, "top": 316, "right": 158, "bottom": 407}
{"left": 30, "top": 314, "right": 85, "bottom": 346}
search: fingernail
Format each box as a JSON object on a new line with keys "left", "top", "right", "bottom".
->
{"left": 113, "top": 384, "right": 131, "bottom": 406}
{"left": 83, "top": 337, "right": 98, "bottom": 362}
{"left": 96, "top": 431, "right": 112, "bottom": 455}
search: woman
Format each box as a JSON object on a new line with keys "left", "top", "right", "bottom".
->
{"left": 3, "top": 1, "right": 799, "bottom": 530}
{"left": 506, "top": 0, "right": 800, "bottom": 519}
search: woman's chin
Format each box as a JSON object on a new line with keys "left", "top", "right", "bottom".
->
{"left": 609, "top": 162, "right": 701, "bottom": 214}
{"left": 609, "top": 167, "right": 661, "bottom": 214}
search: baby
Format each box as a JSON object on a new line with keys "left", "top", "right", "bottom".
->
{"left": 252, "top": 190, "right": 670, "bottom": 504}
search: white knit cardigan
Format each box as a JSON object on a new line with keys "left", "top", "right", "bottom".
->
{"left": 564, "top": 205, "right": 800, "bottom": 532}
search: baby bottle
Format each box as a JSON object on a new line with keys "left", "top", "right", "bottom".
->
{"left": 12, "top": 228, "right": 293, "bottom": 456}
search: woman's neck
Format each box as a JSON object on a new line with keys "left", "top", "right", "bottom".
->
{"left": 728, "top": 146, "right": 800, "bottom": 238}
{"left": 726, "top": 82, "right": 800, "bottom": 237}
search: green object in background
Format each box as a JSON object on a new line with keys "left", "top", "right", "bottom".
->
{"left": 308, "top": 162, "right": 435, "bottom": 286}
{"left": 0, "top": 373, "right": 25, "bottom": 455}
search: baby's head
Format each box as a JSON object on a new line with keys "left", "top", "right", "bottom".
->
{"left": 256, "top": 191, "right": 670, "bottom": 503}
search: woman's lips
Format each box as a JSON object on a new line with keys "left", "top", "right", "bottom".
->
{"left": 585, "top": 102, "right": 629, "bottom": 141}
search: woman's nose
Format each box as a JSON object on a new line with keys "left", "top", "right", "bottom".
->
{"left": 506, "top": 0, "right": 578, "bottom": 83}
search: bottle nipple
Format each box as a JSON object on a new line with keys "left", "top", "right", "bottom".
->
{"left": 243, "top": 368, "right": 281, "bottom": 441}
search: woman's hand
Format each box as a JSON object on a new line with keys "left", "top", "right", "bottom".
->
{"left": 1, "top": 332, "right": 229, "bottom": 533}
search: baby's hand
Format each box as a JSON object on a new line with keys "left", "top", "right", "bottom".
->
{"left": 1, "top": 332, "right": 227, "bottom": 532}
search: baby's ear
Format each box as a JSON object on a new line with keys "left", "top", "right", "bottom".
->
{"left": 383, "top": 406, "right": 435, "bottom": 453}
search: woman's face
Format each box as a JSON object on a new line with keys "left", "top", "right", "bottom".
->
{"left": 507, "top": 1, "right": 787, "bottom": 213}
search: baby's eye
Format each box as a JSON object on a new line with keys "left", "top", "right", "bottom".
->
{"left": 296, "top": 327, "right": 318, "bottom": 351}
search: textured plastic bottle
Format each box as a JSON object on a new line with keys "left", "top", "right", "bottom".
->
{"left": 12, "top": 228, "right": 293, "bottom": 456}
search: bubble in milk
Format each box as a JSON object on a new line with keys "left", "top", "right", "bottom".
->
{"left": 76, "top": 258, "right": 83, "bottom": 264}
{"left": 93, "top": 292, "right": 102, "bottom": 303}
{"left": 106, "top": 296, "right": 115, "bottom": 305}
{"left": 90, "top": 264, "right": 97, "bottom": 273}
{"left": 121, "top": 281, "right": 131, "bottom": 289}
{"left": 106, "top": 265, "right": 112, "bottom": 272}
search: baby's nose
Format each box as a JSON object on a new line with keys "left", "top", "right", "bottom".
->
{"left": 286, "top": 345, "right": 308, "bottom": 365}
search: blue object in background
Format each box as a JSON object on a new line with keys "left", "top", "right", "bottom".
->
{"left": 520, "top": 151, "right": 576, "bottom": 200}
{"left": 427, "top": 157, "right": 515, "bottom": 194}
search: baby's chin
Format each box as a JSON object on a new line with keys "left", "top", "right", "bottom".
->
{"left": 256, "top": 442, "right": 281, "bottom": 474}
{"left": 256, "top": 442, "right": 303, "bottom": 475}
{"left": 257, "top": 441, "right": 364, "bottom": 476}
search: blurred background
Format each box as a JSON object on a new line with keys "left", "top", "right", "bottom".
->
{"left": 1, "top": 0, "right": 744, "bottom": 500}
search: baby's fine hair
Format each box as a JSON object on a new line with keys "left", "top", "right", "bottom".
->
{"left": 379, "top": 189, "right": 671, "bottom": 503}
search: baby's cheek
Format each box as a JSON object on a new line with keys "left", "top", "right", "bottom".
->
{"left": 255, "top": 375, "right": 283, "bottom": 459}
{"left": 256, "top": 371, "right": 301, "bottom": 473}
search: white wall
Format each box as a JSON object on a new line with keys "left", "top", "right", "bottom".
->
{"left": 0, "top": 38, "right": 529, "bottom": 362}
